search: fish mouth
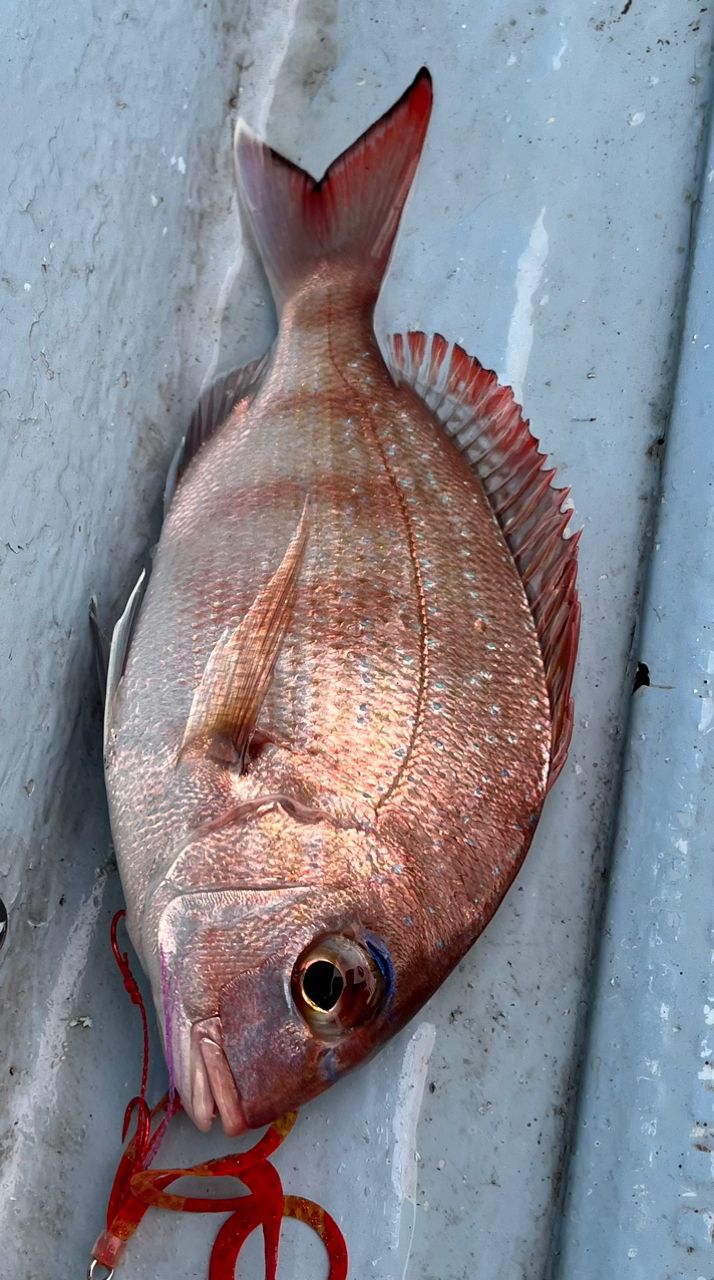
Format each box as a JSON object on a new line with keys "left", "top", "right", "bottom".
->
{"left": 188, "top": 1016, "right": 247, "bottom": 1136}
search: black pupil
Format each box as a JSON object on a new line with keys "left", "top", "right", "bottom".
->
{"left": 302, "top": 960, "right": 344, "bottom": 1011}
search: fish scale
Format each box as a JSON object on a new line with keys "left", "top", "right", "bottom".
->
{"left": 104, "top": 68, "right": 578, "bottom": 1136}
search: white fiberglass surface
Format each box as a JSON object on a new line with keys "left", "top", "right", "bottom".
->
{"left": 1, "top": 3, "right": 711, "bottom": 1278}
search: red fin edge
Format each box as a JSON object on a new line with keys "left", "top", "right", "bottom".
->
{"left": 387, "top": 332, "right": 581, "bottom": 788}
{"left": 234, "top": 68, "right": 433, "bottom": 308}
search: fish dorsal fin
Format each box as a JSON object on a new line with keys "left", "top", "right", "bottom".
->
{"left": 164, "top": 351, "right": 272, "bottom": 514}
{"left": 386, "top": 332, "right": 580, "bottom": 787}
{"left": 180, "top": 500, "right": 310, "bottom": 769}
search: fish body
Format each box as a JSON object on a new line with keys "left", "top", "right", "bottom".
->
{"left": 105, "top": 70, "right": 579, "bottom": 1133}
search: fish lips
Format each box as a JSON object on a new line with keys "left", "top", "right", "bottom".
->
{"left": 189, "top": 1015, "right": 248, "bottom": 1136}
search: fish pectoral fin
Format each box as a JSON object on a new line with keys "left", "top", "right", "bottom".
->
{"left": 179, "top": 500, "right": 310, "bottom": 770}
{"left": 163, "top": 350, "right": 272, "bottom": 514}
{"left": 386, "top": 332, "right": 580, "bottom": 789}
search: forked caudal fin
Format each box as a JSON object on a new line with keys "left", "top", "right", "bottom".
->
{"left": 234, "top": 68, "right": 433, "bottom": 310}
{"left": 387, "top": 333, "right": 581, "bottom": 789}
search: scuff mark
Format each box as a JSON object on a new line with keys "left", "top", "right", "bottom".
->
{"left": 201, "top": 0, "right": 302, "bottom": 393}
{"left": 552, "top": 39, "right": 567, "bottom": 70}
{"left": 698, "top": 695, "right": 713, "bottom": 734}
{"left": 504, "top": 207, "right": 548, "bottom": 403}
{"left": 391, "top": 1021, "right": 436, "bottom": 1205}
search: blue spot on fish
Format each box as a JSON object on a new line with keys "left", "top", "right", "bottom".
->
{"left": 320, "top": 1049, "right": 339, "bottom": 1084}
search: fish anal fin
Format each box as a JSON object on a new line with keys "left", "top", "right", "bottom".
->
{"left": 386, "top": 332, "right": 580, "bottom": 788}
{"left": 164, "top": 351, "right": 272, "bottom": 514}
{"left": 179, "top": 501, "right": 310, "bottom": 770}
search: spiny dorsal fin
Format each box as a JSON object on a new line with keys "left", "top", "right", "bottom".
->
{"left": 179, "top": 500, "right": 310, "bottom": 769}
{"left": 163, "top": 351, "right": 272, "bottom": 515}
{"left": 386, "top": 332, "right": 580, "bottom": 787}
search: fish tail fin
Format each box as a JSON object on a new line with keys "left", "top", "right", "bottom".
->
{"left": 234, "top": 68, "right": 433, "bottom": 311}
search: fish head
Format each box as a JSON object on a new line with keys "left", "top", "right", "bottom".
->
{"left": 153, "top": 815, "right": 441, "bottom": 1135}
{"left": 217, "top": 906, "right": 399, "bottom": 1130}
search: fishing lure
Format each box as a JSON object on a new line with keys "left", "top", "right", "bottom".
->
{"left": 89, "top": 912, "right": 347, "bottom": 1278}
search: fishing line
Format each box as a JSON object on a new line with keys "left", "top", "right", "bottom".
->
{"left": 89, "top": 909, "right": 348, "bottom": 1280}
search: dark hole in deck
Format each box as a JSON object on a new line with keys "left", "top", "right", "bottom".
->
{"left": 0, "top": 899, "right": 7, "bottom": 953}
{"left": 633, "top": 661, "right": 650, "bottom": 692}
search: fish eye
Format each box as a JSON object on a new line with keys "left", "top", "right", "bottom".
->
{"left": 291, "top": 934, "right": 385, "bottom": 1039}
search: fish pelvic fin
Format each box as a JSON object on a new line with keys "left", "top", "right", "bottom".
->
{"left": 179, "top": 499, "right": 310, "bottom": 769}
{"left": 233, "top": 68, "right": 432, "bottom": 311}
{"left": 104, "top": 569, "right": 148, "bottom": 756}
{"left": 387, "top": 332, "right": 581, "bottom": 789}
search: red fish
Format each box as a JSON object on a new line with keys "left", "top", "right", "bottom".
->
{"left": 104, "top": 67, "right": 579, "bottom": 1138}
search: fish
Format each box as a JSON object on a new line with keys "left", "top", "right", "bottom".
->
{"left": 103, "top": 67, "right": 580, "bottom": 1137}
